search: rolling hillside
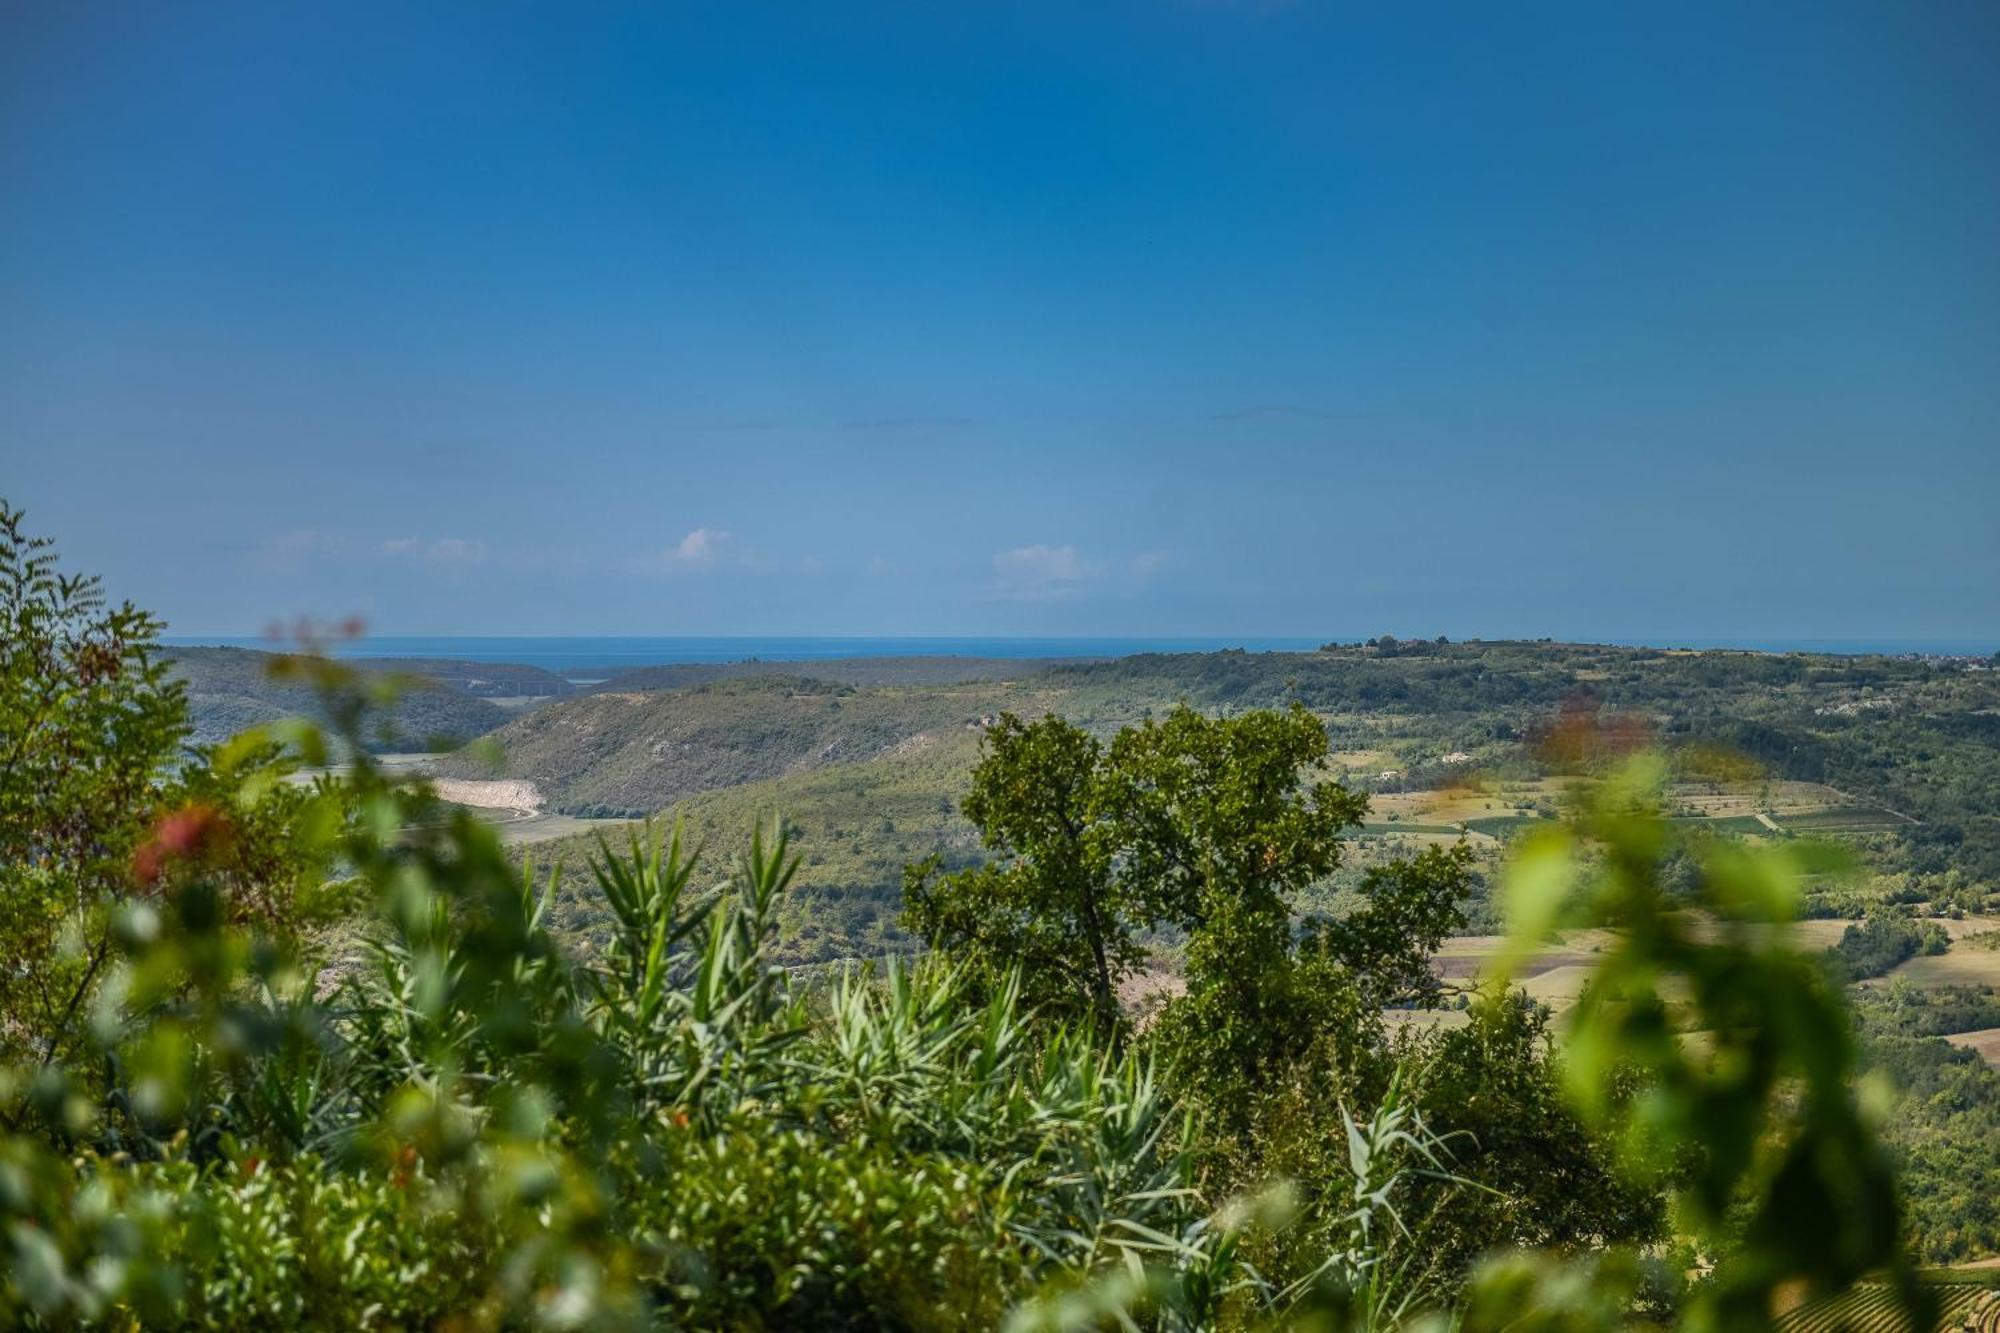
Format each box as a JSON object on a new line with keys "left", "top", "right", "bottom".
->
{"left": 474, "top": 641, "right": 2000, "bottom": 965}
{"left": 528, "top": 726, "right": 990, "bottom": 965}
{"left": 593, "top": 654, "right": 1098, "bottom": 691}
{"left": 437, "top": 675, "right": 1050, "bottom": 816}
{"left": 354, "top": 657, "right": 575, "bottom": 698}
{"left": 167, "top": 646, "right": 531, "bottom": 750}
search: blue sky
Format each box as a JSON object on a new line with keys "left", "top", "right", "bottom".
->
{"left": 3, "top": 1, "right": 1996, "bottom": 639}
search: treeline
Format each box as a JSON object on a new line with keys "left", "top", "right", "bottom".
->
{"left": 1862, "top": 1034, "right": 2000, "bottom": 1264}
{"left": 1823, "top": 913, "right": 1951, "bottom": 983}
{"left": 1854, "top": 982, "right": 2000, "bottom": 1039}
{"left": 1850, "top": 980, "right": 2000, "bottom": 1264}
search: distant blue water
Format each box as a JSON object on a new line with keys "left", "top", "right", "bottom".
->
{"left": 162, "top": 634, "right": 1997, "bottom": 674}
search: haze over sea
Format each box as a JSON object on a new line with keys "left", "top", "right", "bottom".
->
{"left": 163, "top": 635, "right": 2000, "bottom": 675}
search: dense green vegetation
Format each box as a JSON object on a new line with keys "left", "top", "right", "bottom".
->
{"left": 4, "top": 503, "right": 1993, "bottom": 1328}
{"left": 1853, "top": 981, "right": 2000, "bottom": 1039}
{"left": 1860, "top": 1035, "right": 2000, "bottom": 1267}
{"left": 1824, "top": 913, "right": 1952, "bottom": 983}
{"left": 1047, "top": 646, "right": 2000, "bottom": 892}
{"left": 1845, "top": 983, "right": 2000, "bottom": 1267}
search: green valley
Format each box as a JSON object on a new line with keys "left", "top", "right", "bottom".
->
{"left": 443, "top": 640, "right": 2000, "bottom": 966}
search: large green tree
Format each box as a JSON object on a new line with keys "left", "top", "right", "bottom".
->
{"left": 906, "top": 701, "right": 1474, "bottom": 1126}
{"left": 1397, "top": 991, "right": 1668, "bottom": 1279}
{"left": 903, "top": 712, "right": 1133, "bottom": 1028}
{"left": 904, "top": 703, "right": 1395, "bottom": 1033}
{"left": 1104, "top": 705, "right": 1470, "bottom": 1133}
{"left": 1098, "top": 702, "right": 1368, "bottom": 936}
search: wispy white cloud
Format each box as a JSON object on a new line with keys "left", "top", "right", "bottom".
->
{"left": 426, "top": 538, "right": 486, "bottom": 564}
{"left": 992, "top": 543, "right": 1096, "bottom": 601}
{"left": 382, "top": 536, "right": 487, "bottom": 565}
{"left": 257, "top": 529, "right": 347, "bottom": 573}
{"left": 639, "top": 527, "right": 798, "bottom": 576}
{"left": 664, "top": 527, "right": 728, "bottom": 569}
{"left": 841, "top": 415, "right": 975, "bottom": 431}
{"left": 260, "top": 530, "right": 488, "bottom": 575}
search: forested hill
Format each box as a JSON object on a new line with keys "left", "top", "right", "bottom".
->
{"left": 1045, "top": 642, "right": 2000, "bottom": 874}
{"left": 348, "top": 656, "right": 575, "bottom": 697}
{"left": 433, "top": 675, "right": 1052, "bottom": 817}
{"left": 593, "top": 655, "right": 1099, "bottom": 691}
{"left": 166, "top": 647, "right": 567, "bottom": 750}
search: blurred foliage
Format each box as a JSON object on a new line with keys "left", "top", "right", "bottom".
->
{"left": 165, "top": 645, "right": 518, "bottom": 752}
{"left": 0, "top": 502, "right": 348, "bottom": 1078}
{"left": 1481, "top": 757, "right": 1932, "bottom": 1330}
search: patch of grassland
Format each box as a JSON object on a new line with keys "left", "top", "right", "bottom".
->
{"left": 1875, "top": 951, "right": 2000, "bottom": 991}
{"left": 1516, "top": 964, "right": 1595, "bottom": 1011}
{"left": 1674, "top": 814, "right": 1778, "bottom": 837}
{"left": 1942, "top": 1028, "right": 2000, "bottom": 1072}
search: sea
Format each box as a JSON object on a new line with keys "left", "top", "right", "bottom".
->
{"left": 160, "top": 634, "right": 1998, "bottom": 675}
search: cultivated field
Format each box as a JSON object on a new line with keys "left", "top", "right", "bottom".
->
{"left": 1355, "top": 778, "right": 1904, "bottom": 848}
{"left": 1774, "top": 1278, "right": 2000, "bottom": 1331}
